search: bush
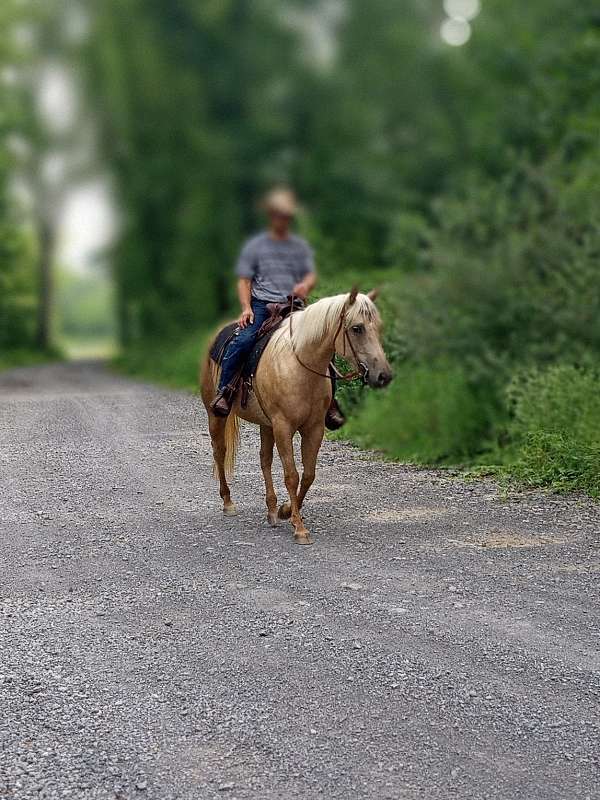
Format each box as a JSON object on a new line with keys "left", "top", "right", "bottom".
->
{"left": 396, "top": 156, "right": 600, "bottom": 383}
{"left": 0, "top": 348, "right": 62, "bottom": 373}
{"left": 336, "top": 360, "right": 499, "bottom": 464}
{"left": 0, "top": 216, "right": 37, "bottom": 350}
{"left": 503, "top": 365, "right": 600, "bottom": 495}
{"left": 114, "top": 329, "right": 213, "bottom": 392}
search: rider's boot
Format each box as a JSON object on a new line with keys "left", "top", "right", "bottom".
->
{"left": 210, "top": 386, "right": 234, "bottom": 418}
{"left": 325, "top": 397, "right": 346, "bottom": 431}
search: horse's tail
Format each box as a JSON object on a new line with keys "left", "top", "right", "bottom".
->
{"left": 200, "top": 345, "right": 240, "bottom": 480}
{"left": 223, "top": 410, "right": 241, "bottom": 479}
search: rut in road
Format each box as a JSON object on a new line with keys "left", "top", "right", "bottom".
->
{"left": 1, "top": 361, "right": 599, "bottom": 800}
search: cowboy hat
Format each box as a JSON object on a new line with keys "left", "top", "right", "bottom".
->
{"left": 263, "top": 187, "right": 299, "bottom": 217}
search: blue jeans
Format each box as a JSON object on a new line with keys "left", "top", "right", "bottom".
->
{"left": 218, "top": 299, "right": 272, "bottom": 391}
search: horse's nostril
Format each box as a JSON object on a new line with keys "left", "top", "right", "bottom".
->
{"left": 377, "top": 371, "right": 392, "bottom": 387}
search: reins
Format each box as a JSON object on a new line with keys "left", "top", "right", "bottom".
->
{"left": 287, "top": 295, "right": 368, "bottom": 384}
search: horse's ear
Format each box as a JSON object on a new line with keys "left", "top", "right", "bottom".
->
{"left": 368, "top": 287, "right": 380, "bottom": 303}
{"left": 348, "top": 286, "right": 359, "bottom": 306}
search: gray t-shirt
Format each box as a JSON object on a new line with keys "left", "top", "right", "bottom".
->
{"left": 235, "top": 232, "right": 315, "bottom": 303}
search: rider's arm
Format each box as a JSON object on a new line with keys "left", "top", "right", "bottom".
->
{"left": 293, "top": 270, "right": 317, "bottom": 301}
{"left": 237, "top": 278, "right": 254, "bottom": 328}
{"left": 235, "top": 238, "right": 257, "bottom": 328}
{"left": 293, "top": 240, "right": 317, "bottom": 300}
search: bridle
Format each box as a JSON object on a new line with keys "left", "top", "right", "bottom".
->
{"left": 288, "top": 295, "right": 370, "bottom": 385}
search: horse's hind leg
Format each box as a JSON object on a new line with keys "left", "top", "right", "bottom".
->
{"left": 260, "top": 425, "right": 278, "bottom": 527}
{"left": 208, "top": 416, "right": 237, "bottom": 516}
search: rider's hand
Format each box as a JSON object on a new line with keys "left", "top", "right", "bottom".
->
{"left": 293, "top": 281, "right": 309, "bottom": 300}
{"left": 238, "top": 307, "right": 254, "bottom": 329}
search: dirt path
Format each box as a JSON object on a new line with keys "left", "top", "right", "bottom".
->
{"left": 1, "top": 361, "right": 599, "bottom": 799}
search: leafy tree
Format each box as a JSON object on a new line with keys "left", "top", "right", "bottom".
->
{"left": 0, "top": 0, "right": 37, "bottom": 351}
{"left": 86, "top": 0, "right": 307, "bottom": 342}
{"left": 1, "top": 0, "right": 91, "bottom": 351}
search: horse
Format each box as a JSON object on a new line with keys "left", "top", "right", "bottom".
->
{"left": 200, "top": 288, "right": 392, "bottom": 545}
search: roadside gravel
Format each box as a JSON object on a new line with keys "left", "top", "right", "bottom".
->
{"left": 1, "top": 362, "right": 599, "bottom": 799}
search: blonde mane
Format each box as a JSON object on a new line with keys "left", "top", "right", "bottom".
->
{"left": 271, "top": 293, "right": 380, "bottom": 354}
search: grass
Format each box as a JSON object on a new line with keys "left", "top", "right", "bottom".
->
{"left": 331, "top": 360, "right": 499, "bottom": 464}
{"left": 113, "top": 327, "right": 600, "bottom": 499}
{"left": 0, "top": 347, "right": 62, "bottom": 373}
{"left": 501, "top": 432, "right": 600, "bottom": 497}
{"left": 496, "top": 365, "right": 600, "bottom": 497}
{"left": 338, "top": 362, "right": 600, "bottom": 498}
{"left": 113, "top": 329, "right": 214, "bottom": 392}
{"left": 59, "top": 336, "right": 119, "bottom": 361}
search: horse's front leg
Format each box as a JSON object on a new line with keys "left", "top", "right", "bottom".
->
{"left": 297, "top": 422, "right": 325, "bottom": 510}
{"left": 273, "top": 420, "right": 312, "bottom": 545}
{"left": 260, "top": 425, "right": 278, "bottom": 527}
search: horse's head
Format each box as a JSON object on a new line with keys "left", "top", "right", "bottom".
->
{"left": 338, "top": 287, "right": 393, "bottom": 389}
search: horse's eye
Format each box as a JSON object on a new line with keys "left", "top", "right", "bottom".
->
{"left": 351, "top": 324, "right": 365, "bottom": 335}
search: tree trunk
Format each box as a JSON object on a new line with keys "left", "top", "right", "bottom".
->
{"left": 117, "top": 281, "right": 131, "bottom": 347}
{"left": 35, "top": 220, "right": 54, "bottom": 351}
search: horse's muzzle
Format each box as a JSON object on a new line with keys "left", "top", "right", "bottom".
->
{"left": 370, "top": 369, "right": 392, "bottom": 389}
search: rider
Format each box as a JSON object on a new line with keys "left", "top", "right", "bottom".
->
{"left": 210, "top": 187, "right": 345, "bottom": 430}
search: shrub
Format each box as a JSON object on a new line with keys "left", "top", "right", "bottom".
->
{"left": 503, "top": 365, "right": 600, "bottom": 495}
{"left": 336, "top": 360, "right": 499, "bottom": 464}
{"left": 113, "top": 329, "right": 213, "bottom": 392}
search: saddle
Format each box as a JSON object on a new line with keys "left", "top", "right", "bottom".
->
{"left": 209, "top": 297, "right": 304, "bottom": 407}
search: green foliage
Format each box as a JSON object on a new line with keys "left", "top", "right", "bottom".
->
{"left": 28, "top": 0, "right": 599, "bottom": 498}
{"left": 506, "top": 433, "right": 600, "bottom": 497}
{"left": 113, "top": 329, "right": 214, "bottom": 392}
{"left": 335, "top": 361, "right": 498, "bottom": 464}
{"left": 0, "top": 347, "right": 61, "bottom": 373}
{"left": 0, "top": 0, "right": 69, "bottom": 357}
{"left": 501, "top": 366, "right": 600, "bottom": 496}
{"left": 337, "top": 7, "right": 600, "bottom": 496}
{"left": 0, "top": 215, "right": 37, "bottom": 349}
{"left": 507, "top": 366, "right": 600, "bottom": 442}
{"left": 86, "top": 0, "right": 307, "bottom": 342}
{"left": 56, "top": 268, "right": 117, "bottom": 341}
{"left": 0, "top": 4, "right": 36, "bottom": 352}
{"left": 395, "top": 154, "right": 600, "bottom": 386}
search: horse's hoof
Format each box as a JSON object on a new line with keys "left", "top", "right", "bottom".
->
{"left": 294, "top": 531, "right": 313, "bottom": 545}
{"left": 267, "top": 513, "right": 279, "bottom": 527}
{"left": 223, "top": 504, "right": 238, "bottom": 517}
{"left": 278, "top": 502, "right": 291, "bottom": 520}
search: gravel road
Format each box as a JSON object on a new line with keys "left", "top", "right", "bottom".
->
{"left": 1, "top": 361, "right": 599, "bottom": 800}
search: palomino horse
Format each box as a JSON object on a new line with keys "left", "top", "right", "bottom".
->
{"left": 200, "top": 289, "right": 392, "bottom": 545}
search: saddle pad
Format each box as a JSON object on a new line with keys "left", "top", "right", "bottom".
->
{"left": 209, "top": 323, "right": 237, "bottom": 364}
{"left": 209, "top": 322, "right": 280, "bottom": 379}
